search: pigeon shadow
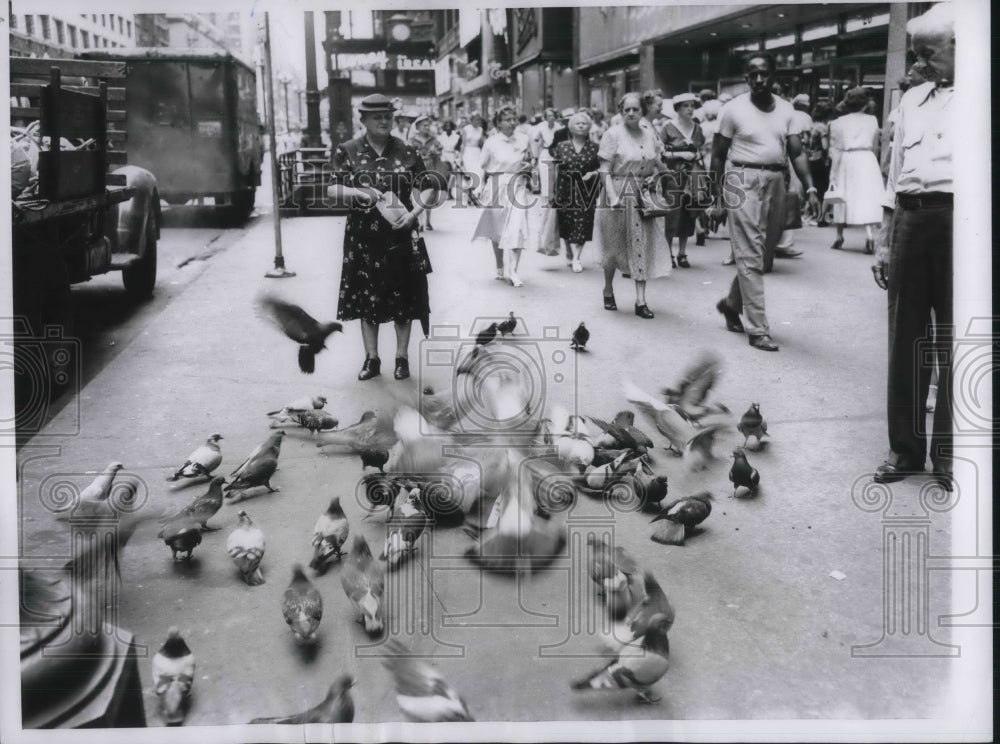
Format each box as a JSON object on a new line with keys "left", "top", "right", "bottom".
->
{"left": 223, "top": 486, "right": 282, "bottom": 504}
{"left": 292, "top": 637, "right": 323, "bottom": 664}
{"left": 170, "top": 556, "right": 203, "bottom": 577}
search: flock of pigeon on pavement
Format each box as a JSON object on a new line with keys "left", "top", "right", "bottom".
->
{"left": 65, "top": 295, "right": 771, "bottom": 726}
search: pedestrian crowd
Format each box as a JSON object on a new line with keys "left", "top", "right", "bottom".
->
{"left": 321, "top": 2, "right": 953, "bottom": 491}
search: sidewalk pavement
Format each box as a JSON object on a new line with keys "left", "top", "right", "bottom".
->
{"left": 13, "top": 198, "right": 961, "bottom": 727}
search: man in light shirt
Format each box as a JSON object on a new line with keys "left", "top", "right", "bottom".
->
{"left": 871, "top": 3, "right": 954, "bottom": 490}
{"left": 708, "top": 54, "right": 820, "bottom": 352}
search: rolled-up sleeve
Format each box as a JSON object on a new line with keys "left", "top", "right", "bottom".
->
{"left": 882, "top": 105, "right": 903, "bottom": 208}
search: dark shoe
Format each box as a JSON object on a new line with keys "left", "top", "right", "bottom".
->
{"left": 931, "top": 467, "right": 954, "bottom": 492}
{"left": 425, "top": 224, "right": 433, "bottom": 231}
{"left": 622, "top": 273, "right": 632, "bottom": 279}
{"left": 393, "top": 357, "right": 410, "bottom": 380}
{"left": 358, "top": 357, "right": 381, "bottom": 381}
{"left": 748, "top": 334, "right": 779, "bottom": 351}
{"left": 774, "top": 247, "right": 803, "bottom": 258}
{"left": 634, "top": 304, "right": 654, "bottom": 319}
{"left": 695, "top": 232, "right": 706, "bottom": 246}
{"left": 671, "top": 256, "right": 678, "bottom": 269}
{"left": 716, "top": 299, "right": 745, "bottom": 333}
{"left": 873, "top": 460, "right": 925, "bottom": 484}
{"left": 677, "top": 255, "right": 690, "bottom": 268}
{"left": 603, "top": 292, "right": 617, "bottom": 311}
{"left": 864, "top": 238, "right": 874, "bottom": 254}
{"left": 830, "top": 237, "right": 844, "bottom": 250}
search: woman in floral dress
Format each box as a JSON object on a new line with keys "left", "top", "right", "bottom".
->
{"left": 594, "top": 92, "right": 672, "bottom": 319}
{"left": 552, "top": 110, "right": 600, "bottom": 272}
{"left": 327, "top": 94, "right": 439, "bottom": 382}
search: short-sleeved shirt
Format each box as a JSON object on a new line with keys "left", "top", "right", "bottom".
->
{"left": 717, "top": 93, "right": 795, "bottom": 166}
{"left": 480, "top": 131, "right": 531, "bottom": 174}
{"left": 883, "top": 82, "right": 953, "bottom": 205}
{"left": 597, "top": 119, "right": 665, "bottom": 178}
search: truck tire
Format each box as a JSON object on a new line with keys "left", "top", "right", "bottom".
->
{"left": 229, "top": 188, "right": 256, "bottom": 223}
{"left": 122, "top": 221, "right": 157, "bottom": 300}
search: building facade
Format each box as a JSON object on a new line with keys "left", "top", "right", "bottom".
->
{"left": 9, "top": 11, "right": 137, "bottom": 57}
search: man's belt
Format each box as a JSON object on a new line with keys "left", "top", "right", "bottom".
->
{"left": 896, "top": 192, "right": 953, "bottom": 210}
{"left": 729, "top": 161, "right": 785, "bottom": 171}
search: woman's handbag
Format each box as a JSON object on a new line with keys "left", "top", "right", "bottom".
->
{"left": 636, "top": 175, "right": 671, "bottom": 218}
{"left": 823, "top": 181, "right": 846, "bottom": 206}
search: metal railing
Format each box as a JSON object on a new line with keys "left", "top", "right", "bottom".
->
{"left": 277, "top": 147, "right": 347, "bottom": 215}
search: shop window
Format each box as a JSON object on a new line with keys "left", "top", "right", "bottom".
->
{"left": 68, "top": 25, "right": 77, "bottom": 47}
{"left": 25, "top": 15, "right": 34, "bottom": 36}
{"left": 40, "top": 15, "right": 50, "bottom": 40}
{"left": 82, "top": 30, "right": 90, "bottom": 48}
{"left": 731, "top": 39, "right": 761, "bottom": 55}
{"left": 764, "top": 32, "right": 796, "bottom": 50}
{"left": 845, "top": 12, "right": 890, "bottom": 34}
{"left": 55, "top": 20, "right": 64, "bottom": 44}
{"left": 802, "top": 22, "right": 838, "bottom": 42}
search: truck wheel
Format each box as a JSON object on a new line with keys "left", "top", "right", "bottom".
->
{"left": 230, "top": 188, "right": 256, "bottom": 223}
{"left": 123, "top": 222, "right": 157, "bottom": 300}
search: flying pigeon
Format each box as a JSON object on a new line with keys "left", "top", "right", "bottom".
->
{"left": 225, "top": 431, "right": 285, "bottom": 496}
{"left": 497, "top": 311, "right": 517, "bottom": 337}
{"left": 281, "top": 563, "right": 323, "bottom": 643}
{"left": 381, "top": 487, "right": 431, "bottom": 568}
{"left": 227, "top": 510, "right": 266, "bottom": 585}
{"left": 249, "top": 676, "right": 354, "bottom": 724}
{"left": 381, "top": 639, "right": 474, "bottom": 722}
{"left": 340, "top": 535, "right": 385, "bottom": 635}
{"left": 588, "top": 411, "right": 654, "bottom": 454}
{"left": 160, "top": 517, "right": 203, "bottom": 561}
{"left": 571, "top": 322, "right": 590, "bottom": 351}
{"left": 571, "top": 612, "right": 672, "bottom": 704}
{"left": 158, "top": 476, "right": 226, "bottom": 535}
{"left": 475, "top": 322, "right": 499, "bottom": 347}
{"left": 152, "top": 627, "right": 195, "bottom": 725}
{"left": 310, "top": 496, "right": 350, "bottom": 574}
{"left": 729, "top": 448, "right": 760, "bottom": 498}
{"left": 167, "top": 435, "right": 223, "bottom": 482}
{"left": 661, "top": 351, "right": 730, "bottom": 421}
{"left": 624, "top": 380, "right": 728, "bottom": 470}
{"left": 650, "top": 492, "right": 713, "bottom": 545}
{"left": 257, "top": 294, "right": 343, "bottom": 374}
{"left": 737, "top": 402, "right": 768, "bottom": 449}
{"left": 316, "top": 410, "right": 398, "bottom": 454}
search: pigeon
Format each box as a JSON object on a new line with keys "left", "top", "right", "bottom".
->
{"left": 624, "top": 380, "right": 728, "bottom": 470}
{"left": 601, "top": 570, "right": 676, "bottom": 655}
{"left": 497, "top": 311, "right": 517, "bottom": 337}
{"left": 360, "top": 447, "right": 390, "bottom": 473}
{"left": 632, "top": 467, "right": 669, "bottom": 512}
{"left": 158, "top": 476, "right": 226, "bottom": 535}
{"left": 152, "top": 627, "right": 195, "bottom": 725}
{"left": 475, "top": 322, "right": 499, "bottom": 347}
{"left": 227, "top": 510, "right": 266, "bottom": 585}
{"left": 257, "top": 294, "right": 343, "bottom": 374}
{"left": 341, "top": 535, "right": 385, "bottom": 635}
{"left": 729, "top": 448, "right": 760, "bottom": 498}
{"left": 587, "top": 534, "right": 640, "bottom": 621}
{"left": 738, "top": 402, "right": 768, "bottom": 449}
{"left": 418, "top": 386, "right": 460, "bottom": 431}
{"left": 281, "top": 563, "right": 323, "bottom": 643}
{"left": 316, "top": 410, "right": 398, "bottom": 454}
{"left": 225, "top": 431, "right": 285, "bottom": 496}
{"left": 650, "top": 492, "right": 713, "bottom": 545}
{"left": 78, "top": 461, "right": 125, "bottom": 503}
{"left": 249, "top": 676, "right": 354, "bottom": 724}
{"left": 571, "top": 612, "right": 672, "bottom": 704}
{"left": 381, "top": 639, "right": 474, "bottom": 722}
{"left": 290, "top": 408, "right": 339, "bottom": 434}
{"left": 359, "top": 472, "right": 400, "bottom": 520}
{"left": 588, "top": 411, "right": 654, "bottom": 454}
{"left": 160, "top": 517, "right": 203, "bottom": 561}
{"left": 661, "top": 351, "right": 730, "bottom": 421}
{"left": 381, "top": 487, "right": 431, "bottom": 568}
{"left": 167, "top": 435, "right": 223, "bottom": 482}
{"left": 55, "top": 462, "right": 129, "bottom": 520}
{"left": 571, "top": 322, "right": 590, "bottom": 351}
{"left": 310, "top": 496, "right": 350, "bottom": 574}
{"left": 267, "top": 396, "right": 327, "bottom": 426}
{"left": 584, "top": 450, "right": 635, "bottom": 490}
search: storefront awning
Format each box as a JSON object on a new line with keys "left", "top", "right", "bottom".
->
{"left": 578, "top": 47, "right": 640, "bottom": 72}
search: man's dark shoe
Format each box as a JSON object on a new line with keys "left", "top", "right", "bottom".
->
{"left": 393, "top": 357, "right": 410, "bottom": 380}
{"left": 748, "top": 334, "right": 779, "bottom": 351}
{"left": 774, "top": 247, "right": 803, "bottom": 258}
{"left": 873, "top": 460, "right": 925, "bottom": 484}
{"left": 716, "top": 299, "right": 745, "bottom": 333}
{"left": 358, "top": 357, "right": 381, "bottom": 381}
{"left": 931, "top": 465, "right": 954, "bottom": 492}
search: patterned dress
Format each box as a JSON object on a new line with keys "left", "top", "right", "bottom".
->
{"left": 594, "top": 121, "right": 673, "bottom": 281}
{"left": 329, "top": 135, "right": 433, "bottom": 324}
{"left": 552, "top": 138, "right": 600, "bottom": 243}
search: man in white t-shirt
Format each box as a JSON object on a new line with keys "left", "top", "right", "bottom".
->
{"left": 708, "top": 54, "right": 820, "bottom": 352}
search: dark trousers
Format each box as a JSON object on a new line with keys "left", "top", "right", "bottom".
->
{"left": 886, "top": 202, "right": 953, "bottom": 469}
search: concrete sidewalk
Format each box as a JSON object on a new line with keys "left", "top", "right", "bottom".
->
{"left": 14, "top": 197, "right": 967, "bottom": 729}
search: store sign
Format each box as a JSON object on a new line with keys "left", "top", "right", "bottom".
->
{"left": 333, "top": 51, "right": 435, "bottom": 71}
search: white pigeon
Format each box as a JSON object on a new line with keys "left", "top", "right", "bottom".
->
{"left": 152, "top": 627, "right": 195, "bottom": 725}
{"left": 79, "top": 461, "right": 125, "bottom": 502}
{"left": 167, "top": 435, "right": 223, "bottom": 481}
{"left": 226, "top": 510, "right": 266, "bottom": 585}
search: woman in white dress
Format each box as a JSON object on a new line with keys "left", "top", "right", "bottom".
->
{"left": 460, "top": 114, "right": 486, "bottom": 198}
{"left": 828, "top": 87, "right": 884, "bottom": 253}
{"left": 436, "top": 120, "right": 462, "bottom": 199}
{"left": 595, "top": 92, "right": 673, "bottom": 319}
{"left": 471, "top": 106, "right": 533, "bottom": 287}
